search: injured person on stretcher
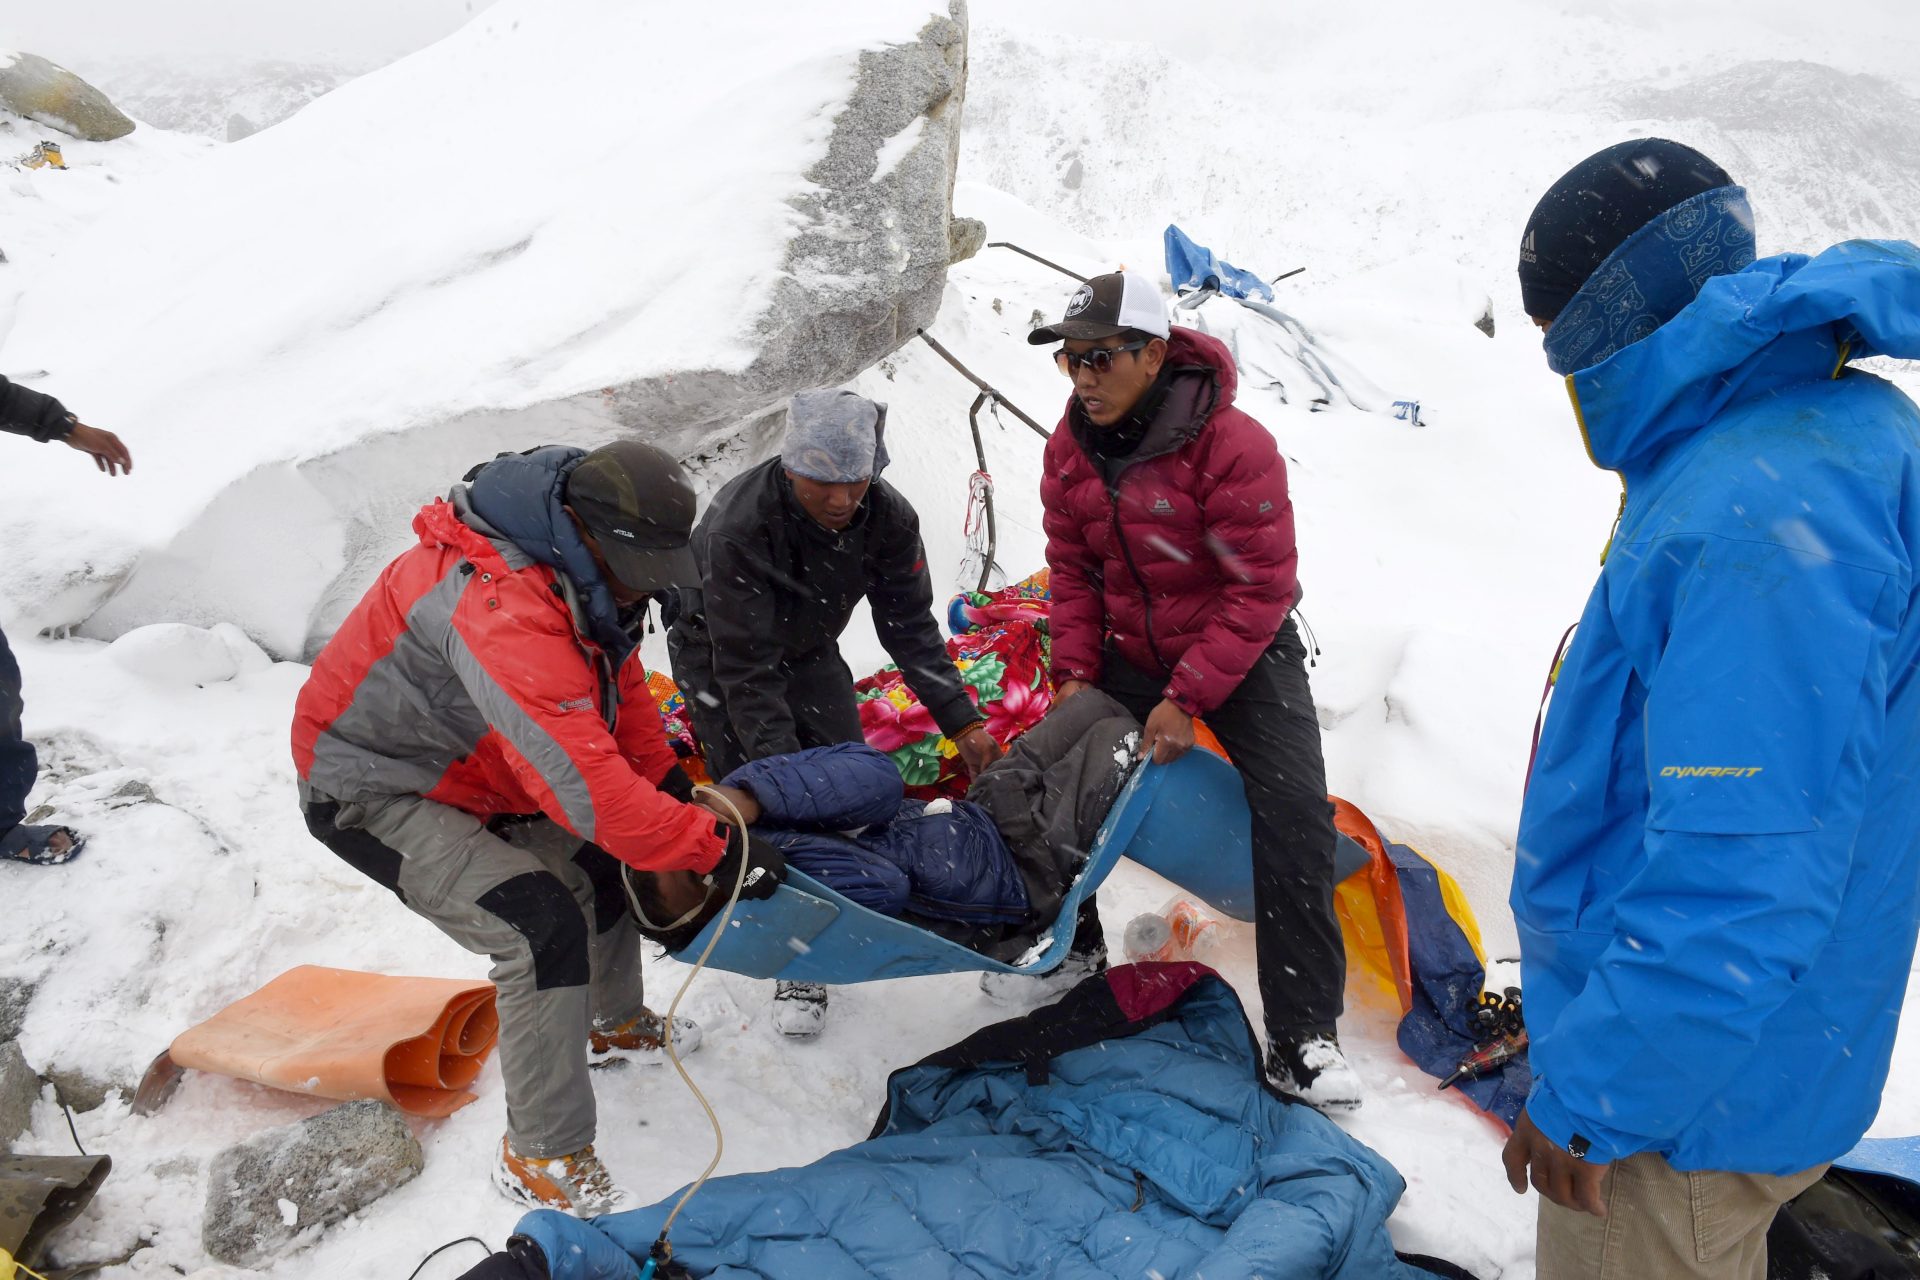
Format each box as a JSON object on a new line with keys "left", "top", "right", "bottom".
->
{"left": 623, "top": 688, "right": 1142, "bottom": 961}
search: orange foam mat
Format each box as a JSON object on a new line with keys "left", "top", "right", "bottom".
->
{"left": 168, "top": 966, "right": 498, "bottom": 1117}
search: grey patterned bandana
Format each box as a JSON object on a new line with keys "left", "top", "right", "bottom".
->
{"left": 780, "top": 389, "right": 890, "bottom": 482}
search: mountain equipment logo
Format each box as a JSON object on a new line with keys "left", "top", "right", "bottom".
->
{"left": 1065, "top": 283, "right": 1094, "bottom": 317}
{"left": 1519, "top": 229, "right": 1538, "bottom": 265}
{"left": 1659, "top": 765, "right": 1764, "bottom": 778}
{"left": 558, "top": 696, "right": 595, "bottom": 713}
{"left": 1151, "top": 497, "right": 1174, "bottom": 515}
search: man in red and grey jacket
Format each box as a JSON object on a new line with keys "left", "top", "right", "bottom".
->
{"left": 1009, "top": 269, "right": 1359, "bottom": 1110}
{"left": 292, "top": 441, "right": 781, "bottom": 1214}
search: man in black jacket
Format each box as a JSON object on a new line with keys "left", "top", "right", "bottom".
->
{"left": 2, "top": 375, "right": 133, "bottom": 864}
{"left": 669, "top": 388, "right": 999, "bottom": 1036}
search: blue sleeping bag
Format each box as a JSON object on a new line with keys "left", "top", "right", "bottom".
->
{"left": 723, "top": 744, "right": 1030, "bottom": 926}
{"left": 515, "top": 964, "right": 1428, "bottom": 1280}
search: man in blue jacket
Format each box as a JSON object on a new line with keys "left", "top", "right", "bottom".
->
{"left": 1504, "top": 138, "right": 1920, "bottom": 1277}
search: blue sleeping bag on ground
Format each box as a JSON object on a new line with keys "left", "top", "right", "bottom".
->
{"left": 723, "top": 744, "right": 1030, "bottom": 926}
{"left": 515, "top": 964, "right": 1429, "bottom": 1280}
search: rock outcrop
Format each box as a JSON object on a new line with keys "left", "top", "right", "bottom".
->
{"left": 0, "top": 1041, "right": 38, "bottom": 1152}
{"left": 0, "top": 1, "right": 973, "bottom": 659}
{"left": 0, "top": 52, "right": 136, "bottom": 141}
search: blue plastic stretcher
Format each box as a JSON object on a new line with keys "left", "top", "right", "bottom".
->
{"left": 672, "top": 748, "right": 1262, "bottom": 984}
{"left": 1836, "top": 1134, "right": 1920, "bottom": 1184}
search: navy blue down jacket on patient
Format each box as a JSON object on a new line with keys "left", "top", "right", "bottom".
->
{"left": 722, "top": 743, "right": 1031, "bottom": 926}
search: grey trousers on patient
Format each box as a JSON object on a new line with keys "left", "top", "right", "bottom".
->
{"left": 301, "top": 788, "right": 646, "bottom": 1158}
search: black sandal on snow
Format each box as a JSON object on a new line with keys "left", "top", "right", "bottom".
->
{"left": 0, "top": 823, "right": 85, "bottom": 865}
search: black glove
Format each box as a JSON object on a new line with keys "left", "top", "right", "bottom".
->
{"left": 655, "top": 763, "right": 695, "bottom": 803}
{"left": 709, "top": 824, "right": 785, "bottom": 901}
{"left": 453, "top": 1236, "right": 549, "bottom": 1280}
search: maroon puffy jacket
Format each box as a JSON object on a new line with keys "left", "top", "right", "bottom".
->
{"left": 1040, "top": 326, "right": 1297, "bottom": 715}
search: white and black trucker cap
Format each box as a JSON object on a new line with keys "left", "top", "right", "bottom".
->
{"left": 1027, "top": 269, "right": 1171, "bottom": 344}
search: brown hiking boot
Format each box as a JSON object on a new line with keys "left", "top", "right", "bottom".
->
{"left": 588, "top": 1008, "right": 703, "bottom": 1065}
{"left": 493, "top": 1135, "right": 630, "bottom": 1215}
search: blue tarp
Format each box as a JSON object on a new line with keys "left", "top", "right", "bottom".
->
{"left": 1165, "top": 224, "right": 1273, "bottom": 302}
{"left": 1836, "top": 1134, "right": 1920, "bottom": 1185}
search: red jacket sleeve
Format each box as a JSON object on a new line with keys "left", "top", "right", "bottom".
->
{"left": 1040, "top": 430, "right": 1107, "bottom": 687}
{"left": 446, "top": 574, "right": 724, "bottom": 874}
{"left": 1164, "top": 414, "right": 1298, "bottom": 714}
{"left": 612, "top": 653, "right": 682, "bottom": 786}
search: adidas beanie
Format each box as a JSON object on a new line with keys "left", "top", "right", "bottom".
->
{"left": 1518, "top": 138, "right": 1734, "bottom": 322}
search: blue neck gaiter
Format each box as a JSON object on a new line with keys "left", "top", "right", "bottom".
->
{"left": 1544, "top": 185, "right": 1756, "bottom": 376}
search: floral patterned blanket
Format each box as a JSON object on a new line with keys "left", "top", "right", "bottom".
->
{"left": 651, "top": 570, "right": 1058, "bottom": 798}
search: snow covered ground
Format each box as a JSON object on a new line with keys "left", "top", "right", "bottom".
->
{"left": 4, "top": 2, "right": 1919, "bottom": 1277}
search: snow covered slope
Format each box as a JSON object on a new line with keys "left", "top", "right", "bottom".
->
{"left": 0, "top": 0, "right": 962, "bottom": 656}
{"left": 963, "top": 0, "right": 1920, "bottom": 326}
{"left": 83, "top": 56, "right": 366, "bottom": 141}
{"left": 0, "top": 109, "right": 211, "bottom": 339}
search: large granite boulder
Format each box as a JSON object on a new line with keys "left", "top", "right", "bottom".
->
{"left": 0, "top": 1, "right": 971, "bottom": 658}
{"left": 202, "top": 1100, "right": 422, "bottom": 1266}
{"left": 0, "top": 52, "right": 136, "bottom": 141}
{"left": 0, "top": 977, "right": 32, "bottom": 1042}
{"left": 0, "top": 1041, "right": 38, "bottom": 1153}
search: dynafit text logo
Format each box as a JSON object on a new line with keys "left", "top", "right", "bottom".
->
{"left": 1659, "top": 765, "right": 1764, "bottom": 779}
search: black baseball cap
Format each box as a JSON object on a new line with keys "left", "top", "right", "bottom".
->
{"left": 1027, "top": 269, "right": 1172, "bottom": 344}
{"left": 565, "top": 441, "right": 700, "bottom": 591}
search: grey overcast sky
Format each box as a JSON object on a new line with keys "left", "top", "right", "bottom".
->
{"left": 4, "top": 0, "right": 492, "bottom": 70}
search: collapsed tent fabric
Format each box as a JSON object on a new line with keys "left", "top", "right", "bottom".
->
{"left": 1331, "top": 799, "right": 1530, "bottom": 1125}
{"left": 1165, "top": 224, "right": 1275, "bottom": 302}
{"left": 162, "top": 966, "right": 498, "bottom": 1116}
{"left": 510, "top": 963, "right": 1435, "bottom": 1279}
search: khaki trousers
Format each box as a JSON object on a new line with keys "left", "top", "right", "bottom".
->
{"left": 1537, "top": 1152, "right": 1826, "bottom": 1280}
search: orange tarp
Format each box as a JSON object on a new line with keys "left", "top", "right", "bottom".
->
{"left": 168, "top": 966, "right": 498, "bottom": 1117}
{"left": 1331, "top": 797, "right": 1415, "bottom": 1014}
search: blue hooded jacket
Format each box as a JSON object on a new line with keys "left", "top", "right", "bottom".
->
{"left": 1516, "top": 238, "right": 1920, "bottom": 1174}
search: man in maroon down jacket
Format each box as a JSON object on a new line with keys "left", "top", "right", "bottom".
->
{"left": 1002, "top": 268, "right": 1358, "bottom": 1110}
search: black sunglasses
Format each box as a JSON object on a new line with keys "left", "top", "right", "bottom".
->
{"left": 1054, "top": 338, "right": 1150, "bottom": 377}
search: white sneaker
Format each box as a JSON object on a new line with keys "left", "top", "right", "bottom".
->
{"left": 772, "top": 981, "right": 828, "bottom": 1039}
{"left": 978, "top": 946, "right": 1107, "bottom": 1006}
{"left": 1265, "top": 1034, "right": 1364, "bottom": 1112}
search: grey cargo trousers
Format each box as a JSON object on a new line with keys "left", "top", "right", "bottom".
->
{"left": 301, "top": 787, "right": 647, "bottom": 1158}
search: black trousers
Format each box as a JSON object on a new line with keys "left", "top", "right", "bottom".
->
{"left": 678, "top": 645, "right": 864, "bottom": 783}
{"left": 1088, "top": 619, "right": 1345, "bottom": 1039}
{"left": 1, "top": 623, "right": 35, "bottom": 835}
